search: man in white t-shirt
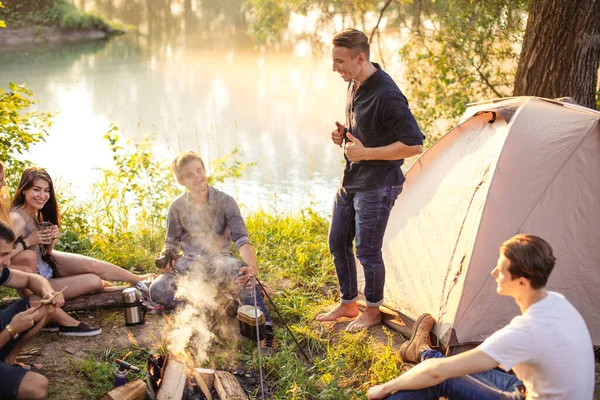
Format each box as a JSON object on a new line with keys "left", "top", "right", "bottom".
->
{"left": 367, "top": 234, "right": 595, "bottom": 400}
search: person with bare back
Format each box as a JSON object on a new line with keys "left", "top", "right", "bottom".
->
{"left": 317, "top": 29, "right": 424, "bottom": 332}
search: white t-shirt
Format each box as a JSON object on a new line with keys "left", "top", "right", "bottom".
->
{"left": 478, "top": 292, "right": 595, "bottom": 399}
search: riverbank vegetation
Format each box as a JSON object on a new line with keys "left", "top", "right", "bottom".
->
{"left": 0, "top": 0, "right": 114, "bottom": 31}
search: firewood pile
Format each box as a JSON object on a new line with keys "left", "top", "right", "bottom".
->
{"left": 147, "top": 354, "right": 248, "bottom": 400}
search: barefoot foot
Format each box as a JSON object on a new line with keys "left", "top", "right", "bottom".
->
{"left": 316, "top": 302, "right": 359, "bottom": 322}
{"left": 345, "top": 308, "right": 381, "bottom": 332}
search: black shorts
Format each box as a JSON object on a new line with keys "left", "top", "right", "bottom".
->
{"left": 0, "top": 298, "right": 30, "bottom": 398}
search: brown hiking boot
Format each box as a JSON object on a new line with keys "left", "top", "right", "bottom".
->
{"left": 399, "top": 313, "right": 434, "bottom": 363}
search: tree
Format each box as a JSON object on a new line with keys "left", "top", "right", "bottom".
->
{"left": 514, "top": 0, "right": 600, "bottom": 109}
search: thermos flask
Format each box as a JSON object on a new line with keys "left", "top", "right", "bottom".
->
{"left": 122, "top": 288, "right": 146, "bottom": 326}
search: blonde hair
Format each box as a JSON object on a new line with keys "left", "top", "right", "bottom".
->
{"left": 172, "top": 152, "right": 205, "bottom": 179}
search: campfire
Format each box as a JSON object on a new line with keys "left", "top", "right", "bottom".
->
{"left": 147, "top": 354, "right": 247, "bottom": 400}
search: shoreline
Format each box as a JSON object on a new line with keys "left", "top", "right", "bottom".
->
{"left": 0, "top": 25, "right": 120, "bottom": 48}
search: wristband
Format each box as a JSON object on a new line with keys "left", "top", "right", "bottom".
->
{"left": 15, "top": 237, "right": 28, "bottom": 251}
{"left": 5, "top": 324, "right": 19, "bottom": 340}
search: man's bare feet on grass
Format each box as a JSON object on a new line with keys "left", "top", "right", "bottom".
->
{"left": 316, "top": 302, "right": 359, "bottom": 322}
{"left": 345, "top": 307, "right": 381, "bottom": 332}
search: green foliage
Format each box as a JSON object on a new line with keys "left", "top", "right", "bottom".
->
{"left": 0, "top": 0, "right": 114, "bottom": 31}
{"left": 0, "top": 2, "right": 6, "bottom": 28}
{"left": 0, "top": 82, "right": 53, "bottom": 189}
{"left": 401, "top": 0, "right": 528, "bottom": 140}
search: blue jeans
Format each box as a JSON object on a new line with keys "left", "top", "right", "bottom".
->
{"left": 386, "top": 350, "right": 525, "bottom": 400}
{"left": 328, "top": 185, "right": 402, "bottom": 306}
{"left": 149, "top": 256, "right": 271, "bottom": 323}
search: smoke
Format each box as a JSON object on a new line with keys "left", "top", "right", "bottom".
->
{"left": 164, "top": 256, "right": 242, "bottom": 364}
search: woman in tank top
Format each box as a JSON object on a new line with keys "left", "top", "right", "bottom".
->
{"left": 10, "top": 167, "right": 151, "bottom": 286}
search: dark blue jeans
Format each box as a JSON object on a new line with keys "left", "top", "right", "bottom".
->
{"left": 328, "top": 185, "right": 402, "bottom": 306}
{"left": 386, "top": 350, "right": 525, "bottom": 400}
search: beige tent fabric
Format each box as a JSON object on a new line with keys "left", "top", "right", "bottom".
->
{"left": 379, "top": 97, "right": 600, "bottom": 348}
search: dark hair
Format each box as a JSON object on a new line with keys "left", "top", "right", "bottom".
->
{"left": 11, "top": 166, "right": 61, "bottom": 227}
{"left": 0, "top": 220, "right": 15, "bottom": 243}
{"left": 332, "top": 28, "right": 370, "bottom": 59}
{"left": 172, "top": 151, "right": 205, "bottom": 179}
{"left": 500, "top": 234, "right": 556, "bottom": 289}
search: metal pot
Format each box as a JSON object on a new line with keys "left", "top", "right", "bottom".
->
{"left": 122, "top": 288, "right": 145, "bottom": 326}
{"left": 237, "top": 305, "right": 266, "bottom": 341}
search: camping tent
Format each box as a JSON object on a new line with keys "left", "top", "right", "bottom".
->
{"left": 379, "top": 97, "right": 600, "bottom": 350}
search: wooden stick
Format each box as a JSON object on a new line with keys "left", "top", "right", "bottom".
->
{"left": 33, "top": 286, "right": 68, "bottom": 310}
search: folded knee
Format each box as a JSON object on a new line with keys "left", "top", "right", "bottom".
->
{"left": 12, "top": 250, "right": 38, "bottom": 272}
{"left": 19, "top": 372, "right": 48, "bottom": 400}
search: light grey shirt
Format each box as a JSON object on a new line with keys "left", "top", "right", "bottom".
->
{"left": 163, "top": 186, "right": 250, "bottom": 271}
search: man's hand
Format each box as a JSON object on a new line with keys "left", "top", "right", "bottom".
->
{"left": 367, "top": 384, "right": 389, "bottom": 400}
{"left": 331, "top": 121, "right": 345, "bottom": 146}
{"left": 10, "top": 308, "right": 40, "bottom": 334}
{"left": 344, "top": 132, "right": 371, "bottom": 162}
{"left": 42, "top": 290, "right": 65, "bottom": 308}
{"left": 236, "top": 265, "right": 258, "bottom": 286}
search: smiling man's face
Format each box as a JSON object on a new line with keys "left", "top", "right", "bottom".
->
{"left": 332, "top": 46, "right": 364, "bottom": 82}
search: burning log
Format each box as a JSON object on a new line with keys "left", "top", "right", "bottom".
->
{"left": 0, "top": 286, "right": 125, "bottom": 311}
{"left": 156, "top": 357, "right": 187, "bottom": 400}
{"left": 100, "top": 379, "right": 146, "bottom": 400}
{"left": 214, "top": 371, "right": 246, "bottom": 400}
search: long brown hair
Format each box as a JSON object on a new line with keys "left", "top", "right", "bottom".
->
{"left": 11, "top": 166, "right": 61, "bottom": 227}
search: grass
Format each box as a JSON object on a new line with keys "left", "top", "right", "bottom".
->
{"left": 67, "top": 346, "right": 151, "bottom": 398}
{"left": 56, "top": 208, "right": 403, "bottom": 399}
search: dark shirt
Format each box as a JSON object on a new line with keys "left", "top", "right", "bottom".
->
{"left": 0, "top": 266, "right": 11, "bottom": 286}
{"left": 342, "top": 63, "right": 423, "bottom": 190}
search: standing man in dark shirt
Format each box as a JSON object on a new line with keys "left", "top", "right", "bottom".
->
{"left": 317, "top": 29, "right": 424, "bottom": 331}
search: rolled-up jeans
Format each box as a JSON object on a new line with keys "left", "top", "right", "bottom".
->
{"left": 149, "top": 255, "right": 271, "bottom": 323}
{"left": 385, "top": 350, "right": 525, "bottom": 400}
{"left": 328, "top": 185, "right": 402, "bottom": 307}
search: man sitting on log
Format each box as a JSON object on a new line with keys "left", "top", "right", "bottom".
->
{"left": 0, "top": 220, "right": 65, "bottom": 399}
{"left": 149, "top": 151, "right": 276, "bottom": 350}
{"left": 367, "top": 234, "right": 595, "bottom": 400}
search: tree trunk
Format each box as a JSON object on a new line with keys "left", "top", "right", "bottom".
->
{"left": 514, "top": 0, "right": 600, "bottom": 109}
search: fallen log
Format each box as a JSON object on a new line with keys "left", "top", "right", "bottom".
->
{"left": 100, "top": 379, "right": 146, "bottom": 400}
{"left": 0, "top": 286, "right": 126, "bottom": 311}
{"left": 214, "top": 371, "right": 246, "bottom": 400}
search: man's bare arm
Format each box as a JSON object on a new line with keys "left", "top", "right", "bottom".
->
{"left": 236, "top": 243, "right": 259, "bottom": 285}
{"left": 6, "top": 268, "right": 55, "bottom": 298}
{"left": 368, "top": 349, "right": 498, "bottom": 399}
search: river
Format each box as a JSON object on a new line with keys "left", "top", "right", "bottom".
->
{"left": 0, "top": 0, "right": 408, "bottom": 213}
